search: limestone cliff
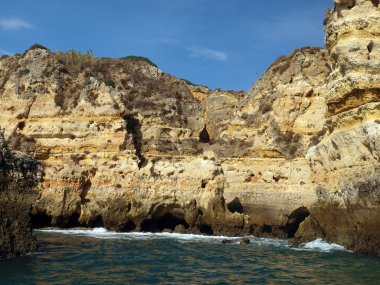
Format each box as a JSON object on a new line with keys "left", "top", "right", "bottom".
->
{"left": 292, "top": 0, "right": 380, "bottom": 256}
{"left": 0, "top": 49, "right": 246, "bottom": 235}
{"left": 0, "top": 130, "right": 41, "bottom": 260}
{"left": 0, "top": 0, "right": 379, "bottom": 256}
{"left": 0, "top": 47, "right": 322, "bottom": 238}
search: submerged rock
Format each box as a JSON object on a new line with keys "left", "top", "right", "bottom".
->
{"left": 221, "top": 239, "right": 235, "bottom": 245}
{"left": 221, "top": 237, "right": 250, "bottom": 245}
{"left": 240, "top": 237, "right": 250, "bottom": 244}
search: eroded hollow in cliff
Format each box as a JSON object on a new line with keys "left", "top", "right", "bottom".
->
{"left": 141, "top": 213, "right": 189, "bottom": 232}
{"left": 123, "top": 114, "right": 146, "bottom": 168}
{"left": 87, "top": 215, "right": 104, "bottom": 228}
{"left": 262, "top": 225, "right": 273, "bottom": 235}
{"left": 31, "top": 211, "right": 52, "bottom": 228}
{"left": 227, "top": 197, "right": 244, "bottom": 214}
{"left": 199, "top": 224, "right": 214, "bottom": 235}
{"left": 140, "top": 206, "right": 189, "bottom": 232}
{"left": 199, "top": 126, "right": 210, "bottom": 144}
{"left": 17, "top": 121, "right": 25, "bottom": 130}
{"left": 282, "top": 207, "right": 310, "bottom": 238}
{"left": 116, "top": 220, "right": 136, "bottom": 232}
{"left": 56, "top": 212, "right": 81, "bottom": 228}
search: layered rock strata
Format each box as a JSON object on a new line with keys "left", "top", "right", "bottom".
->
{"left": 292, "top": 0, "right": 380, "bottom": 256}
{"left": 0, "top": 130, "right": 41, "bottom": 260}
{"left": 0, "top": 48, "right": 324, "bottom": 238}
{"left": 0, "top": 0, "right": 379, "bottom": 256}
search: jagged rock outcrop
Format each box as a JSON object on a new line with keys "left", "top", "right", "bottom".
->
{"left": 292, "top": 0, "right": 380, "bottom": 256}
{"left": 0, "top": 130, "right": 41, "bottom": 260}
{"left": 0, "top": 0, "right": 379, "bottom": 256}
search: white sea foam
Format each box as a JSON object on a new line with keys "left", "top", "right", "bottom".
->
{"left": 37, "top": 228, "right": 350, "bottom": 253}
{"left": 37, "top": 228, "right": 241, "bottom": 242}
{"left": 293, "top": 238, "right": 348, "bottom": 253}
{"left": 37, "top": 228, "right": 287, "bottom": 247}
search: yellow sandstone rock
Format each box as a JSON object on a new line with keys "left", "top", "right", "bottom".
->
{"left": 0, "top": 0, "right": 379, "bottom": 256}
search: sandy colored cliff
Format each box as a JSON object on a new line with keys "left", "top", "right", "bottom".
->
{"left": 0, "top": 0, "right": 379, "bottom": 256}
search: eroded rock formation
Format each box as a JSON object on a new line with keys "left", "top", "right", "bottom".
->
{"left": 0, "top": 0, "right": 379, "bottom": 256}
{"left": 292, "top": 0, "right": 380, "bottom": 256}
{"left": 0, "top": 130, "right": 41, "bottom": 260}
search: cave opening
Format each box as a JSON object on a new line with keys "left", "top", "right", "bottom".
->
{"left": 157, "top": 213, "right": 189, "bottom": 231}
{"left": 87, "top": 215, "right": 104, "bottom": 228}
{"left": 17, "top": 121, "right": 25, "bottom": 130}
{"left": 199, "top": 126, "right": 210, "bottom": 143}
{"left": 141, "top": 213, "right": 189, "bottom": 232}
{"left": 120, "top": 220, "right": 136, "bottom": 232}
{"left": 199, "top": 224, "right": 214, "bottom": 235}
{"left": 31, "top": 211, "right": 52, "bottom": 228}
{"left": 262, "top": 224, "right": 273, "bottom": 234}
{"left": 372, "top": 0, "right": 379, "bottom": 7}
{"left": 283, "top": 207, "right": 310, "bottom": 238}
{"left": 226, "top": 197, "right": 244, "bottom": 214}
{"left": 56, "top": 212, "right": 81, "bottom": 228}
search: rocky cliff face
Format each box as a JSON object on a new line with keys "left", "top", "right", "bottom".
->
{"left": 292, "top": 0, "right": 380, "bottom": 256}
{"left": 0, "top": 0, "right": 379, "bottom": 256}
{"left": 0, "top": 130, "right": 41, "bottom": 260}
{"left": 0, "top": 48, "right": 323, "bottom": 238}
{"left": 0, "top": 50, "right": 246, "bottom": 235}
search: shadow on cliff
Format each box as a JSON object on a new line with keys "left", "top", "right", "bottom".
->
{"left": 122, "top": 114, "right": 147, "bottom": 168}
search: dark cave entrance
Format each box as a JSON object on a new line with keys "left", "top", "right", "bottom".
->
{"left": 119, "top": 220, "right": 136, "bottom": 232}
{"left": 141, "top": 213, "right": 189, "bottom": 232}
{"left": 31, "top": 211, "right": 52, "bottom": 228}
{"left": 199, "top": 224, "right": 214, "bottom": 235}
{"left": 262, "top": 225, "right": 273, "bottom": 235}
{"left": 87, "top": 215, "right": 104, "bottom": 228}
{"left": 199, "top": 126, "right": 210, "bottom": 143}
{"left": 283, "top": 207, "right": 310, "bottom": 238}
{"left": 226, "top": 197, "right": 244, "bottom": 214}
{"left": 55, "top": 212, "right": 81, "bottom": 228}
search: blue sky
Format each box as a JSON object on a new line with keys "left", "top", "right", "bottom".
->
{"left": 0, "top": 0, "right": 332, "bottom": 91}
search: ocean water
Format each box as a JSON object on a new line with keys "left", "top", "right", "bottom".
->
{"left": 1, "top": 229, "right": 379, "bottom": 284}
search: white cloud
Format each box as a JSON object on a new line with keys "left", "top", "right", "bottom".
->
{"left": 187, "top": 46, "right": 228, "bottom": 61}
{"left": 0, "top": 48, "right": 12, "bottom": 55}
{"left": 0, "top": 17, "right": 33, "bottom": 30}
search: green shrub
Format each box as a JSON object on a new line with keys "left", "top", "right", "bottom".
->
{"left": 181, "top": 78, "right": 196, "bottom": 86}
{"left": 27, "top": 43, "right": 50, "bottom": 52}
{"left": 104, "top": 79, "right": 116, "bottom": 88}
{"left": 18, "top": 69, "right": 30, "bottom": 76}
{"left": 120, "top": 55, "right": 158, "bottom": 68}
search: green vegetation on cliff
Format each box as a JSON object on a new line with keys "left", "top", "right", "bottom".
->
{"left": 120, "top": 55, "right": 158, "bottom": 68}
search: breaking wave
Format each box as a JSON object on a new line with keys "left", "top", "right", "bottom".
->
{"left": 37, "top": 228, "right": 348, "bottom": 253}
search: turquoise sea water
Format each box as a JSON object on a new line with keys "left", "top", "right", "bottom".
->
{"left": 0, "top": 228, "right": 379, "bottom": 284}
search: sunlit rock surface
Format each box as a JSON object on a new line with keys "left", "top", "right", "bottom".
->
{"left": 0, "top": 0, "right": 379, "bottom": 256}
